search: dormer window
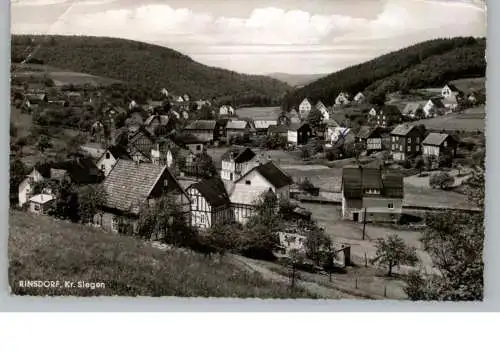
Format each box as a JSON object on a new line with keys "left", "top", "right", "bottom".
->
{"left": 245, "top": 180, "right": 251, "bottom": 185}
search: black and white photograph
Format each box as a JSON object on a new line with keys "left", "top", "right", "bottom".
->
{"left": 8, "top": 0, "right": 486, "bottom": 300}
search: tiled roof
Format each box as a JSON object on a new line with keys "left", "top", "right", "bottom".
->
{"left": 107, "top": 145, "right": 132, "bottom": 160}
{"left": 356, "top": 125, "right": 372, "bottom": 139}
{"left": 442, "top": 96, "right": 458, "bottom": 105}
{"left": 422, "top": 132, "right": 451, "bottom": 146}
{"left": 221, "top": 147, "right": 256, "bottom": 163}
{"left": 102, "top": 160, "right": 184, "bottom": 212}
{"left": 79, "top": 143, "right": 106, "bottom": 159}
{"left": 226, "top": 120, "right": 248, "bottom": 130}
{"left": 190, "top": 177, "right": 230, "bottom": 207}
{"left": 391, "top": 124, "right": 417, "bottom": 136}
{"left": 342, "top": 166, "right": 403, "bottom": 199}
{"left": 185, "top": 120, "right": 217, "bottom": 131}
{"left": 238, "top": 161, "right": 293, "bottom": 189}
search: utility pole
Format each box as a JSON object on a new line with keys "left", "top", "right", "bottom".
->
{"left": 362, "top": 207, "right": 367, "bottom": 240}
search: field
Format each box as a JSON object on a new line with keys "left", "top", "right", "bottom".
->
{"left": 450, "top": 77, "right": 486, "bottom": 93}
{"left": 12, "top": 63, "right": 121, "bottom": 87}
{"left": 9, "top": 211, "right": 313, "bottom": 298}
{"left": 413, "top": 106, "right": 485, "bottom": 132}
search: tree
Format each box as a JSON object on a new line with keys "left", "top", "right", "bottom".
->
{"left": 429, "top": 172, "right": 454, "bottom": 190}
{"left": 78, "top": 185, "right": 107, "bottom": 224}
{"left": 306, "top": 107, "right": 323, "bottom": 131}
{"left": 371, "top": 234, "right": 418, "bottom": 276}
{"left": 9, "top": 157, "right": 27, "bottom": 202}
{"left": 37, "top": 135, "right": 52, "bottom": 153}
{"left": 49, "top": 179, "right": 80, "bottom": 222}
{"left": 193, "top": 152, "right": 217, "bottom": 179}
{"left": 414, "top": 155, "right": 425, "bottom": 174}
{"left": 304, "top": 223, "right": 331, "bottom": 265}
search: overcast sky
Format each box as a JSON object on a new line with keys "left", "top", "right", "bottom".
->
{"left": 11, "top": 0, "right": 487, "bottom": 75}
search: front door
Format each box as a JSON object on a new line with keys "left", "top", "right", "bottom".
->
{"left": 353, "top": 213, "right": 359, "bottom": 222}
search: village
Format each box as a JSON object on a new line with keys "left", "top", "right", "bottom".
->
{"left": 10, "top": 60, "right": 485, "bottom": 299}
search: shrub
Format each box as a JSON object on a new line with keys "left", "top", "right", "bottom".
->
{"left": 429, "top": 172, "right": 455, "bottom": 190}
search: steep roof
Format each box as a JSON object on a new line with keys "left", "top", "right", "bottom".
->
{"left": 107, "top": 145, "right": 132, "bottom": 160}
{"left": 390, "top": 124, "right": 417, "bottom": 136}
{"left": 429, "top": 98, "right": 445, "bottom": 108}
{"left": 238, "top": 161, "right": 293, "bottom": 189}
{"left": 221, "top": 146, "right": 256, "bottom": 163}
{"left": 445, "top": 83, "right": 461, "bottom": 93}
{"left": 402, "top": 102, "right": 424, "bottom": 115}
{"left": 226, "top": 120, "right": 248, "bottom": 130}
{"left": 190, "top": 178, "right": 230, "bottom": 207}
{"left": 102, "top": 160, "right": 185, "bottom": 212}
{"left": 342, "top": 166, "right": 403, "bottom": 199}
{"left": 422, "top": 132, "right": 452, "bottom": 146}
{"left": 184, "top": 120, "right": 217, "bottom": 131}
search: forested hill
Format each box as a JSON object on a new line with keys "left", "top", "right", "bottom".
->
{"left": 282, "top": 37, "right": 486, "bottom": 109}
{"left": 11, "top": 35, "right": 292, "bottom": 105}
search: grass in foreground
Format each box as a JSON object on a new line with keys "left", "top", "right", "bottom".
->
{"left": 9, "top": 211, "right": 314, "bottom": 298}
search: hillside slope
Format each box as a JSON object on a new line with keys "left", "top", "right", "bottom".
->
{"left": 283, "top": 37, "right": 486, "bottom": 109}
{"left": 8, "top": 211, "right": 311, "bottom": 298}
{"left": 11, "top": 35, "right": 291, "bottom": 104}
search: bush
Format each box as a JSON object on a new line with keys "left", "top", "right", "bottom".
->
{"left": 429, "top": 172, "right": 455, "bottom": 190}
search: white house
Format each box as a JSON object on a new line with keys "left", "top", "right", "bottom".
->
{"left": 18, "top": 167, "right": 46, "bottom": 207}
{"left": 315, "top": 100, "right": 330, "bottom": 121}
{"left": 353, "top": 92, "right": 366, "bottom": 104}
{"left": 229, "top": 161, "right": 293, "bottom": 225}
{"left": 335, "top": 92, "right": 351, "bottom": 106}
{"left": 176, "top": 96, "right": 184, "bottom": 103}
{"left": 96, "top": 146, "right": 132, "bottom": 177}
{"left": 129, "top": 100, "right": 138, "bottom": 110}
{"left": 183, "top": 94, "right": 190, "bottom": 102}
{"left": 441, "top": 84, "right": 462, "bottom": 99}
{"left": 186, "top": 178, "right": 233, "bottom": 230}
{"left": 160, "top": 88, "right": 169, "bottom": 97}
{"left": 326, "top": 126, "right": 353, "bottom": 146}
{"left": 28, "top": 193, "right": 56, "bottom": 215}
{"left": 220, "top": 147, "right": 258, "bottom": 183}
{"left": 219, "top": 105, "right": 235, "bottom": 116}
{"left": 423, "top": 98, "right": 445, "bottom": 117}
{"left": 299, "top": 98, "right": 312, "bottom": 117}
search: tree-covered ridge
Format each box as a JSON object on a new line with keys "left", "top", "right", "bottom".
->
{"left": 11, "top": 35, "right": 292, "bottom": 105}
{"left": 283, "top": 37, "right": 486, "bottom": 109}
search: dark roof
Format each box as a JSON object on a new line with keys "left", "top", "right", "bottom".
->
{"left": 268, "top": 125, "right": 289, "bottom": 134}
{"left": 429, "top": 98, "right": 445, "bottom": 108}
{"left": 380, "top": 105, "right": 401, "bottom": 116}
{"left": 402, "top": 102, "right": 424, "bottom": 115}
{"left": 288, "top": 122, "right": 310, "bottom": 131}
{"left": 190, "top": 178, "right": 230, "bottom": 207}
{"left": 185, "top": 120, "right": 217, "bottom": 131}
{"left": 221, "top": 147, "right": 256, "bottom": 163}
{"left": 445, "top": 83, "right": 461, "bottom": 93}
{"left": 102, "top": 160, "right": 185, "bottom": 212}
{"left": 356, "top": 125, "right": 373, "bottom": 139}
{"left": 246, "top": 161, "right": 293, "bottom": 189}
{"left": 34, "top": 158, "right": 103, "bottom": 184}
{"left": 391, "top": 124, "right": 417, "bottom": 136}
{"left": 342, "top": 166, "right": 403, "bottom": 199}
{"left": 107, "top": 145, "right": 132, "bottom": 160}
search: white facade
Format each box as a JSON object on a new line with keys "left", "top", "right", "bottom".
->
{"left": 219, "top": 105, "right": 235, "bottom": 116}
{"left": 187, "top": 187, "right": 212, "bottom": 230}
{"left": 326, "top": 126, "right": 350, "bottom": 144}
{"left": 354, "top": 92, "right": 365, "bottom": 103}
{"left": 96, "top": 151, "right": 118, "bottom": 177}
{"left": 367, "top": 137, "right": 382, "bottom": 151}
{"left": 18, "top": 168, "right": 45, "bottom": 207}
{"left": 28, "top": 194, "right": 55, "bottom": 215}
{"left": 422, "top": 145, "right": 441, "bottom": 157}
{"left": 335, "top": 92, "right": 351, "bottom": 105}
{"left": 299, "top": 98, "right": 312, "bottom": 116}
{"left": 287, "top": 130, "right": 298, "bottom": 144}
{"left": 441, "top": 85, "right": 458, "bottom": 99}
{"left": 220, "top": 158, "right": 257, "bottom": 182}
{"left": 423, "top": 100, "right": 437, "bottom": 117}
{"left": 161, "top": 88, "right": 169, "bottom": 97}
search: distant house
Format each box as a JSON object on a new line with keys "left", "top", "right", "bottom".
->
{"left": 390, "top": 124, "right": 425, "bottom": 161}
{"left": 441, "top": 83, "right": 463, "bottom": 99}
{"left": 228, "top": 161, "right": 293, "bottom": 225}
{"left": 129, "top": 100, "right": 138, "bottom": 110}
{"left": 341, "top": 166, "right": 404, "bottom": 223}
{"left": 353, "top": 92, "right": 366, "bottom": 104}
{"left": 22, "top": 93, "right": 48, "bottom": 111}
{"left": 180, "top": 110, "right": 189, "bottom": 120}
{"left": 355, "top": 126, "right": 384, "bottom": 153}
{"left": 27, "top": 193, "right": 56, "bottom": 215}
{"left": 467, "top": 93, "right": 477, "bottom": 104}
{"left": 183, "top": 94, "right": 190, "bottom": 102}
{"left": 442, "top": 95, "right": 459, "bottom": 112}
{"left": 220, "top": 146, "right": 258, "bottom": 184}
{"left": 402, "top": 102, "right": 425, "bottom": 120}
{"left": 287, "top": 122, "right": 312, "bottom": 146}
{"left": 422, "top": 133, "right": 458, "bottom": 159}
{"left": 79, "top": 142, "right": 106, "bottom": 160}
{"left": 325, "top": 126, "right": 354, "bottom": 147}
{"left": 174, "top": 134, "right": 206, "bottom": 156}
{"left": 423, "top": 98, "right": 445, "bottom": 118}
{"left": 299, "top": 98, "right": 312, "bottom": 117}
{"left": 96, "top": 145, "right": 132, "bottom": 177}
{"left": 315, "top": 100, "right": 330, "bottom": 121}
{"left": 18, "top": 158, "right": 104, "bottom": 207}
{"left": 374, "top": 105, "right": 401, "bottom": 128}
{"left": 288, "top": 109, "right": 301, "bottom": 124}
{"left": 335, "top": 92, "right": 351, "bottom": 106}
{"left": 183, "top": 120, "right": 217, "bottom": 143}
{"left": 253, "top": 120, "right": 278, "bottom": 135}
{"left": 187, "top": 177, "right": 233, "bottom": 230}
{"left": 368, "top": 106, "right": 380, "bottom": 119}
{"left": 219, "top": 105, "right": 235, "bottom": 116}
{"left": 226, "top": 120, "right": 253, "bottom": 140}
{"left": 125, "top": 111, "right": 147, "bottom": 127}
{"left": 160, "top": 88, "right": 169, "bottom": 97}
{"left": 268, "top": 125, "right": 289, "bottom": 139}
{"left": 96, "top": 160, "right": 190, "bottom": 235}
{"left": 126, "top": 127, "right": 157, "bottom": 162}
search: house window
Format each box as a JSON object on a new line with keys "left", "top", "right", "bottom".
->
{"left": 388, "top": 203, "right": 394, "bottom": 209}
{"left": 201, "top": 215, "right": 205, "bottom": 223}
{"left": 111, "top": 217, "right": 119, "bottom": 232}
{"left": 196, "top": 145, "right": 201, "bottom": 151}
{"left": 33, "top": 203, "right": 40, "bottom": 212}
{"left": 416, "top": 145, "right": 420, "bottom": 152}
{"left": 245, "top": 180, "right": 251, "bottom": 185}
{"left": 229, "top": 173, "right": 233, "bottom": 181}
{"left": 106, "top": 152, "right": 110, "bottom": 159}
{"left": 407, "top": 146, "right": 411, "bottom": 152}
{"left": 101, "top": 164, "right": 105, "bottom": 171}
{"left": 444, "top": 141, "right": 447, "bottom": 147}
{"left": 408, "top": 137, "right": 411, "bottom": 143}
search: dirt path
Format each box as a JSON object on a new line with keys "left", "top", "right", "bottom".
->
{"left": 230, "top": 254, "right": 364, "bottom": 300}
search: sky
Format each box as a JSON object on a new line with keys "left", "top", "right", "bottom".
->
{"left": 11, "top": 0, "right": 487, "bottom": 75}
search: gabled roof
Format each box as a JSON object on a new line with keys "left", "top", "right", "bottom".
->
{"left": 102, "top": 160, "right": 186, "bottom": 212}
{"left": 79, "top": 143, "right": 106, "bottom": 159}
{"left": 444, "top": 83, "right": 461, "bottom": 93}
{"left": 268, "top": 125, "right": 289, "bottom": 134}
{"left": 237, "top": 161, "right": 293, "bottom": 189}
{"left": 189, "top": 177, "right": 230, "bottom": 208}
{"left": 390, "top": 124, "right": 417, "bottom": 136}
{"left": 226, "top": 120, "right": 249, "bottom": 130}
{"left": 300, "top": 98, "right": 312, "bottom": 106}
{"left": 221, "top": 147, "right": 256, "bottom": 163}
{"left": 402, "top": 102, "right": 424, "bottom": 115}
{"left": 106, "top": 145, "right": 132, "bottom": 160}
{"left": 429, "top": 97, "right": 445, "bottom": 108}
{"left": 422, "top": 132, "right": 455, "bottom": 146}
{"left": 342, "top": 166, "right": 403, "bottom": 199}
{"left": 184, "top": 120, "right": 217, "bottom": 131}
{"left": 34, "top": 158, "right": 103, "bottom": 184}
{"left": 253, "top": 120, "right": 277, "bottom": 129}
{"left": 356, "top": 125, "right": 381, "bottom": 139}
